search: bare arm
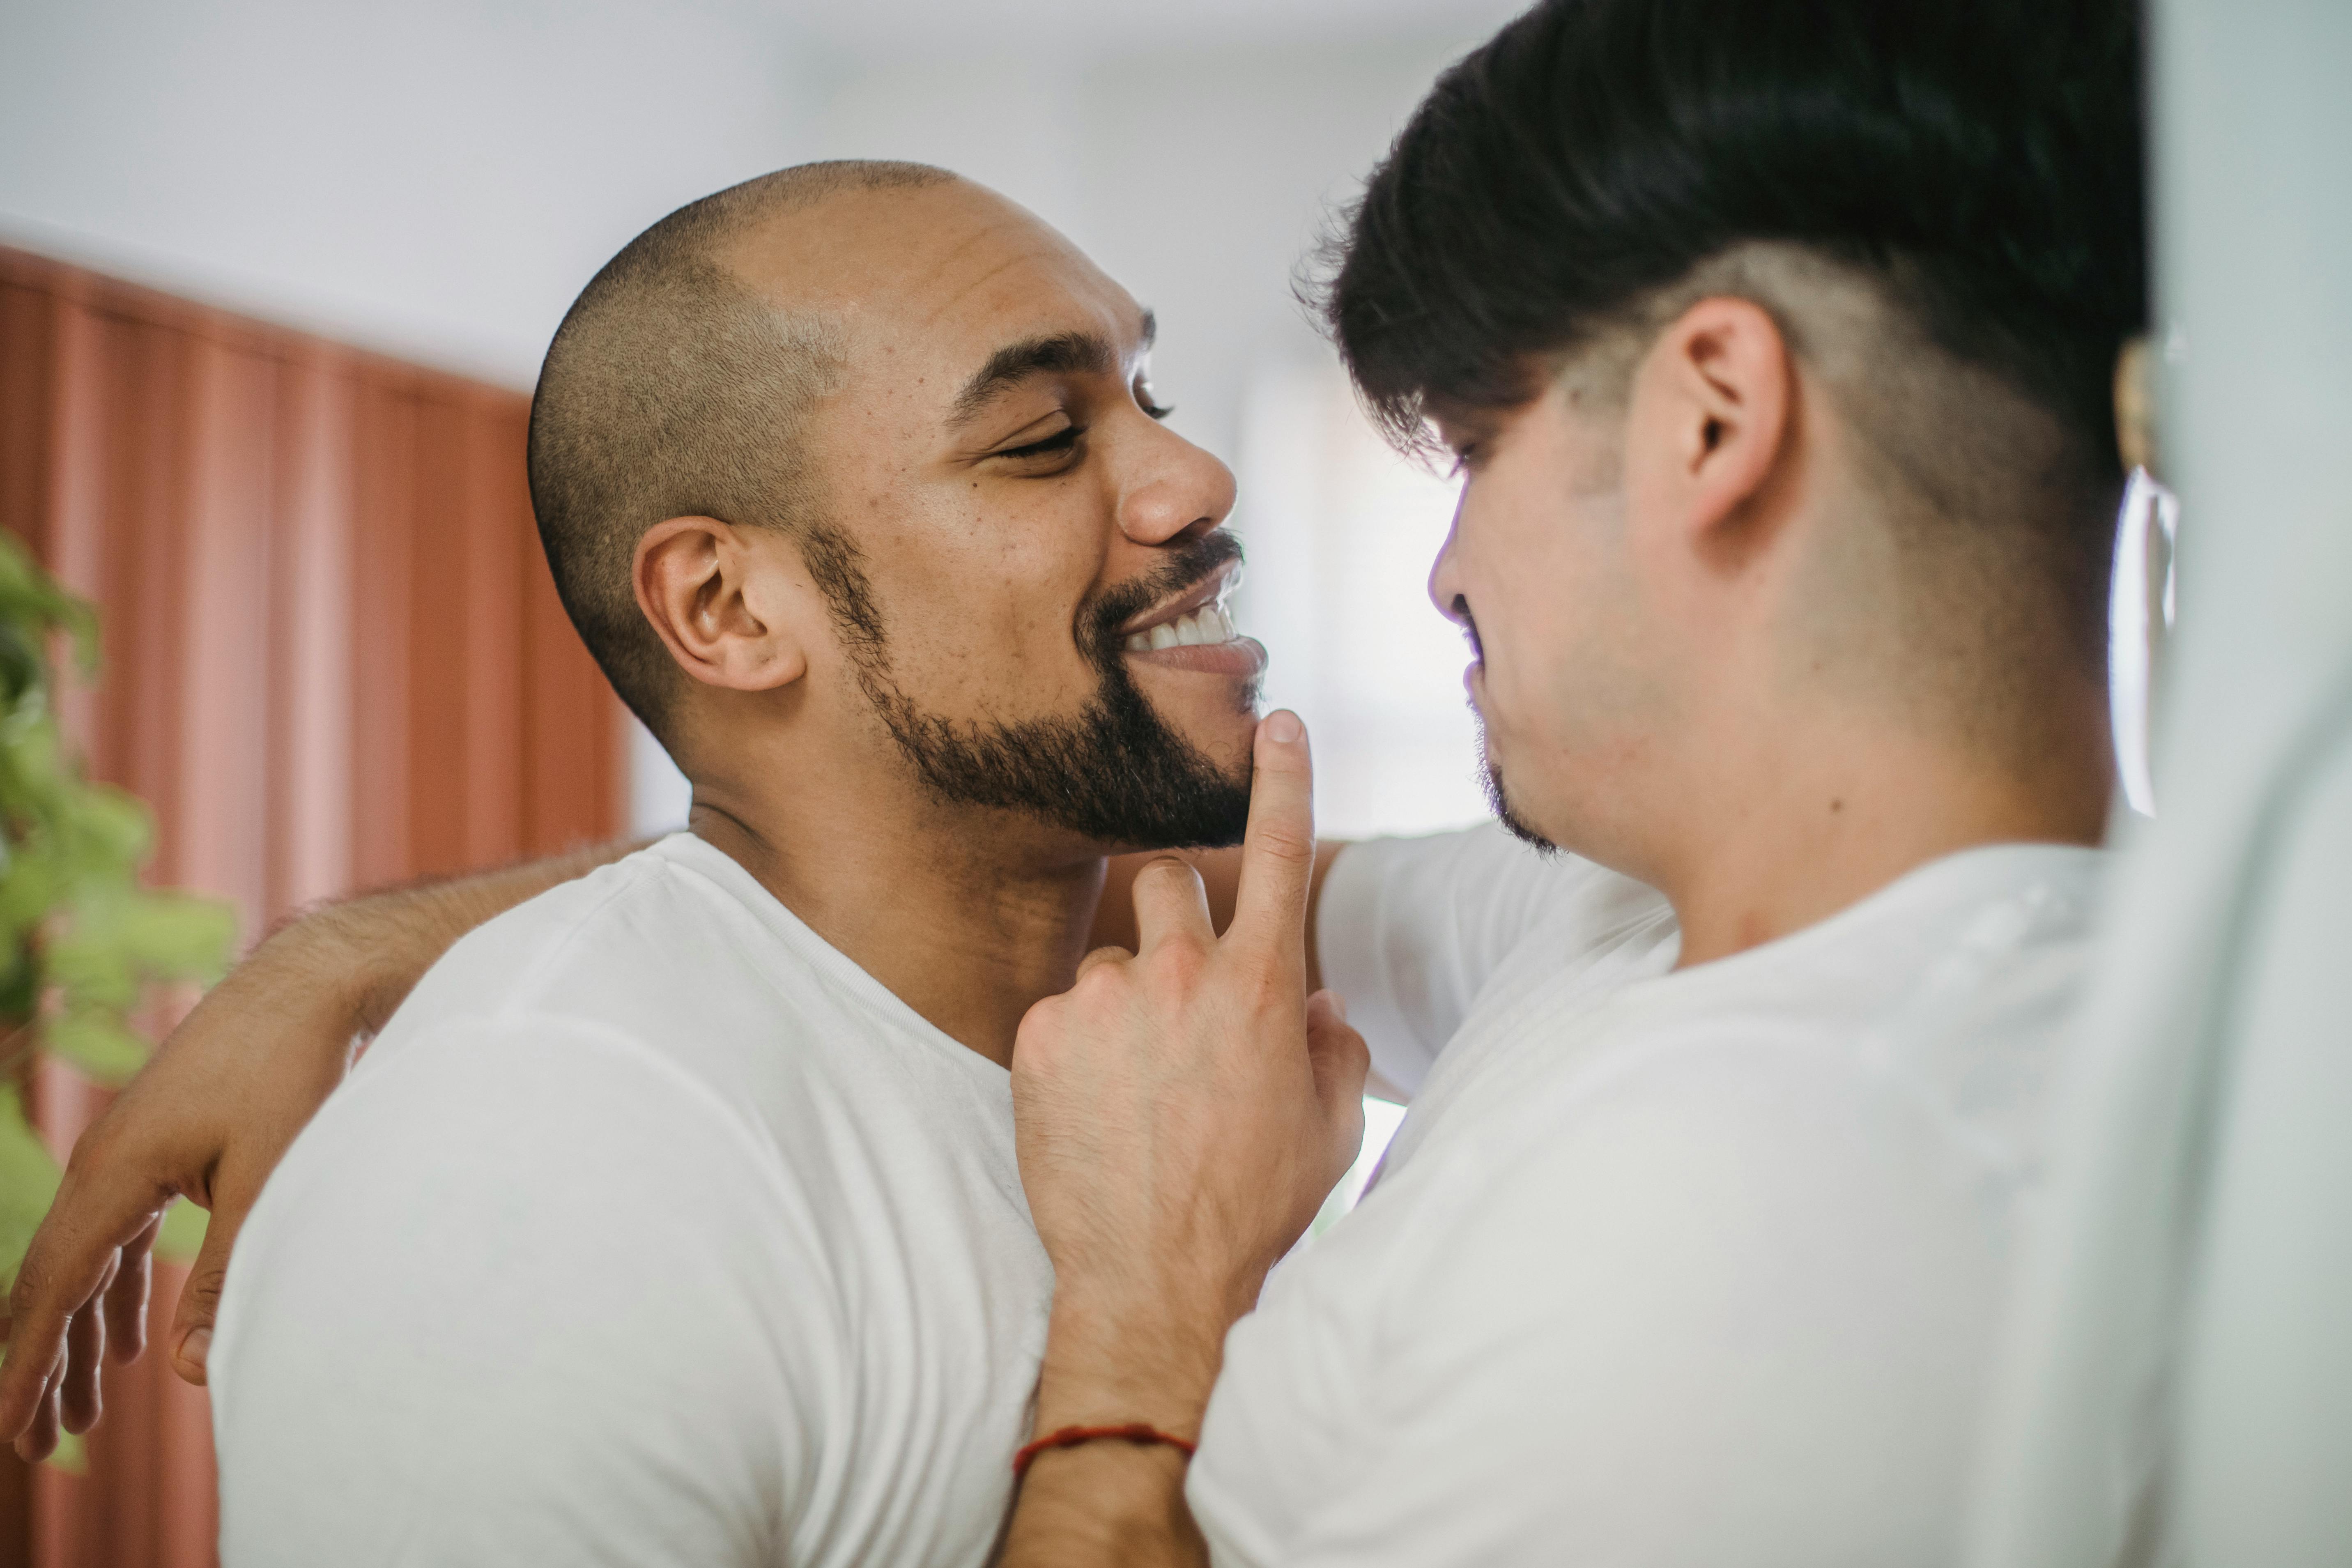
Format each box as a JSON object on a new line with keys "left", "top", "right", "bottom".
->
{"left": 1001, "top": 716, "right": 1370, "bottom": 1565}
{"left": 0, "top": 838, "right": 640, "bottom": 1459}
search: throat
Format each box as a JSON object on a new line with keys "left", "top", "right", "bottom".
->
{"left": 690, "top": 798, "right": 1106, "bottom": 1068}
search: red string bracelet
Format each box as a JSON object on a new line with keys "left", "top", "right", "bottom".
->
{"left": 1013, "top": 1423, "right": 1198, "bottom": 1478}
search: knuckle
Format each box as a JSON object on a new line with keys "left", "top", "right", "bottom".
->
{"left": 1251, "top": 824, "right": 1315, "bottom": 866}
{"left": 1147, "top": 933, "right": 1209, "bottom": 979}
{"left": 182, "top": 1269, "right": 225, "bottom": 1313}
{"left": 1072, "top": 961, "right": 1128, "bottom": 1000}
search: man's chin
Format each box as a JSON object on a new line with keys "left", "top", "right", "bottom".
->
{"left": 1484, "top": 762, "right": 1560, "bottom": 855}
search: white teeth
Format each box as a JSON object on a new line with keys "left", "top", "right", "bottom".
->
{"left": 1122, "top": 600, "right": 1239, "bottom": 655}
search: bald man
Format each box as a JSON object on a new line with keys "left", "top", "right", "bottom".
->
{"left": 157, "top": 164, "right": 1356, "bottom": 1568}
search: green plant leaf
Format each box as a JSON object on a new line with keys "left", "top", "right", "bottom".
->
{"left": 154, "top": 1196, "right": 208, "bottom": 1264}
{"left": 43, "top": 1431, "right": 85, "bottom": 1476}
{"left": 0, "top": 536, "right": 235, "bottom": 1305}
{"left": 112, "top": 892, "right": 238, "bottom": 982}
{"left": 0, "top": 1084, "right": 61, "bottom": 1291}
{"left": 40, "top": 1009, "right": 152, "bottom": 1084}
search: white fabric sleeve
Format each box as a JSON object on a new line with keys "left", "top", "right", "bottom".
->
{"left": 212, "top": 1017, "right": 816, "bottom": 1568}
{"left": 1191, "top": 1035, "right": 2000, "bottom": 1567}
{"left": 1315, "top": 824, "right": 1659, "bottom": 1095}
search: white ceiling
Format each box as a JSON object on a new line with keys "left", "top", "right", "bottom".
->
{"left": 786, "top": 0, "right": 1526, "bottom": 62}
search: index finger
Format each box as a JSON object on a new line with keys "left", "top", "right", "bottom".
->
{"left": 1229, "top": 710, "right": 1317, "bottom": 960}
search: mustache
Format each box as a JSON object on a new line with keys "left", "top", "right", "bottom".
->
{"left": 1079, "top": 532, "right": 1245, "bottom": 660}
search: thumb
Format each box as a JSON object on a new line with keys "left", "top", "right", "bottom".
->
{"left": 168, "top": 1204, "right": 244, "bottom": 1387}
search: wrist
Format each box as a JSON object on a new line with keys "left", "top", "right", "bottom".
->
{"left": 1032, "top": 1288, "right": 1235, "bottom": 1440}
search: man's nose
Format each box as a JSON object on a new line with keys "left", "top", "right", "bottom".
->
{"left": 1118, "top": 432, "right": 1237, "bottom": 546}
{"left": 1428, "top": 492, "right": 1469, "bottom": 623}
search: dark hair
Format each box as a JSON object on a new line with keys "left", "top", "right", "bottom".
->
{"left": 527, "top": 161, "right": 951, "bottom": 742}
{"left": 1326, "top": 0, "right": 2146, "bottom": 486}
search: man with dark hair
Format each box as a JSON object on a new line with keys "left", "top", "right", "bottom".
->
{"left": 992, "top": 0, "right": 2144, "bottom": 1562}
{"left": 3, "top": 0, "right": 2145, "bottom": 1561}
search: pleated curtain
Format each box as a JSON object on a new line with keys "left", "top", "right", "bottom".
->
{"left": 0, "top": 244, "right": 625, "bottom": 1568}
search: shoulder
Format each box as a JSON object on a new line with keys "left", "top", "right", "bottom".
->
{"left": 1326, "top": 824, "right": 1662, "bottom": 940}
{"left": 229, "top": 1013, "right": 812, "bottom": 1311}
{"left": 212, "top": 1015, "right": 816, "bottom": 1563}
{"left": 1202, "top": 1035, "right": 2005, "bottom": 1567}
{"left": 390, "top": 837, "right": 761, "bottom": 1030}
{"left": 377, "top": 836, "right": 878, "bottom": 1114}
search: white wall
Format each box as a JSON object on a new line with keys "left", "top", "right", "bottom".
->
{"left": 0, "top": 0, "right": 1515, "bottom": 838}
{"left": 0, "top": 0, "right": 819, "bottom": 387}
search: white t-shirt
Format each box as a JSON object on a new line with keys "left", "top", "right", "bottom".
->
{"left": 212, "top": 834, "right": 1052, "bottom": 1568}
{"left": 1194, "top": 825, "right": 2100, "bottom": 1568}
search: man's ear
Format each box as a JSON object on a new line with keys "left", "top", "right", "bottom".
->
{"left": 634, "top": 516, "right": 812, "bottom": 693}
{"left": 1626, "top": 297, "right": 1793, "bottom": 564}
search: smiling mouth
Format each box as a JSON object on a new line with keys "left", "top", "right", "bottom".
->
{"left": 1119, "top": 563, "right": 1244, "bottom": 654}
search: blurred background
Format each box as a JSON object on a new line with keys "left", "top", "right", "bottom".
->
{"left": 3, "top": 0, "right": 1524, "bottom": 844}
{"left": 0, "top": 0, "right": 1517, "bottom": 1560}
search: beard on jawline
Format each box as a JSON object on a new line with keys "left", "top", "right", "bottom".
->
{"left": 822, "top": 528, "right": 1257, "bottom": 849}
{"left": 1476, "top": 710, "right": 1558, "bottom": 854}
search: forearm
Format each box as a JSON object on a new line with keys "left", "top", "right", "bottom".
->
{"left": 273, "top": 840, "right": 644, "bottom": 1035}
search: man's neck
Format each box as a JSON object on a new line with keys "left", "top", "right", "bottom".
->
{"left": 1646, "top": 689, "right": 2113, "bottom": 970}
{"left": 687, "top": 783, "right": 1105, "bottom": 1070}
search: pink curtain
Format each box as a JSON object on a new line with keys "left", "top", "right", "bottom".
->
{"left": 0, "top": 244, "right": 627, "bottom": 1568}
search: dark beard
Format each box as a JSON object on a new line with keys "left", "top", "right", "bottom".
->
{"left": 1476, "top": 708, "right": 1557, "bottom": 853}
{"left": 808, "top": 526, "right": 1255, "bottom": 849}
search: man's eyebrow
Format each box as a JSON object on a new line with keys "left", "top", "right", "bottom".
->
{"left": 947, "top": 311, "right": 1155, "bottom": 428}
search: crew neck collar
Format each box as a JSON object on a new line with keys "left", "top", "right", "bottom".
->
{"left": 648, "top": 831, "right": 1014, "bottom": 1085}
{"left": 1655, "top": 839, "right": 2101, "bottom": 995}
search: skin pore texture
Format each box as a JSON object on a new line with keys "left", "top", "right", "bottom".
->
{"left": 1442, "top": 246, "right": 2115, "bottom": 966}
{"left": 632, "top": 173, "right": 1269, "bottom": 1065}
{"left": 0, "top": 171, "right": 1349, "bottom": 1454}
{"left": 991, "top": 254, "right": 2122, "bottom": 1565}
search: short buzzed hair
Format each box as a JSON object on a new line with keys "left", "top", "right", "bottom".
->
{"left": 526, "top": 160, "right": 954, "bottom": 740}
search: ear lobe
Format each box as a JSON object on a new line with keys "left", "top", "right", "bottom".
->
{"left": 635, "top": 516, "right": 811, "bottom": 693}
{"left": 1650, "top": 297, "right": 1793, "bottom": 544}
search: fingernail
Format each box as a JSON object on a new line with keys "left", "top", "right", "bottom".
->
{"left": 1265, "top": 710, "right": 1304, "bottom": 744}
{"left": 179, "top": 1327, "right": 211, "bottom": 1373}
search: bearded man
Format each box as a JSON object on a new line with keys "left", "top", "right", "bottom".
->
{"left": 2, "top": 160, "right": 1359, "bottom": 1567}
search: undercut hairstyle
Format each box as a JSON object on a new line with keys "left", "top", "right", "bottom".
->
{"left": 1322, "top": 0, "right": 2147, "bottom": 667}
{"left": 527, "top": 160, "right": 954, "bottom": 740}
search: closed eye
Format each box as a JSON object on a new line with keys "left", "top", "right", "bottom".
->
{"left": 997, "top": 425, "right": 1084, "bottom": 462}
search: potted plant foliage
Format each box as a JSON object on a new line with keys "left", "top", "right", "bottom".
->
{"left": 0, "top": 533, "right": 235, "bottom": 1334}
